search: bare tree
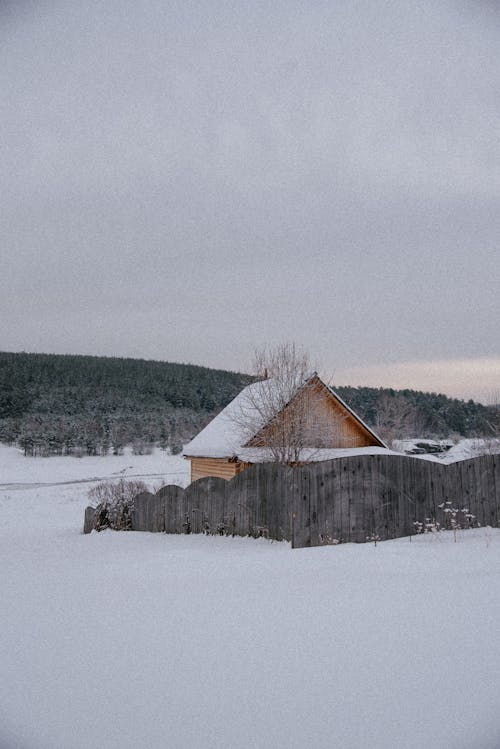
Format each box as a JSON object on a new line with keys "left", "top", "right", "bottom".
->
{"left": 467, "top": 391, "right": 500, "bottom": 457}
{"left": 232, "top": 343, "right": 346, "bottom": 464}
{"left": 374, "top": 393, "right": 424, "bottom": 444}
{"left": 485, "top": 389, "right": 500, "bottom": 437}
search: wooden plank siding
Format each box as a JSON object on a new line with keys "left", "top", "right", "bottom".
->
{"left": 247, "top": 376, "right": 379, "bottom": 450}
{"left": 188, "top": 456, "right": 252, "bottom": 483}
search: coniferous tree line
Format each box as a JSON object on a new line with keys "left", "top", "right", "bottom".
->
{"left": 0, "top": 351, "right": 497, "bottom": 456}
{"left": 0, "top": 352, "right": 252, "bottom": 456}
{"left": 334, "top": 385, "right": 498, "bottom": 444}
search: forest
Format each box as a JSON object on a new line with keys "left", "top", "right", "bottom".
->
{"left": 0, "top": 351, "right": 497, "bottom": 456}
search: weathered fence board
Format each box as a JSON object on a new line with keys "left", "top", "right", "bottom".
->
{"left": 84, "top": 454, "right": 500, "bottom": 548}
{"left": 131, "top": 491, "right": 162, "bottom": 532}
{"left": 83, "top": 505, "right": 96, "bottom": 534}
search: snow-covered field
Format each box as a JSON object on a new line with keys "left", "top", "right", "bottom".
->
{"left": 1, "top": 445, "right": 500, "bottom": 749}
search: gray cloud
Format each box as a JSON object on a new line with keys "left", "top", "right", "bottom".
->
{"left": 1, "top": 0, "right": 499, "bottom": 397}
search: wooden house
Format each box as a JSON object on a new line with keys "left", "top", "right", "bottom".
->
{"left": 183, "top": 373, "right": 387, "bottom": 483}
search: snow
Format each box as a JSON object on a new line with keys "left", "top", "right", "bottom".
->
{"left": 0, "top": 445, "right": 190, "bottom": 488}
{"left": 393, "top": 438, "right": 500, "bottom": 463}
{"left": 237, "top": 444, "right": 397, "bottom": 462}
{"left": 441, "top": 437, "right": 500, "bottom": 462}
{"left": 1, "top": 445, "right": 500, "bottom": 749}
{"left": 183, "top": 380, "right": 263, "bottom": 458}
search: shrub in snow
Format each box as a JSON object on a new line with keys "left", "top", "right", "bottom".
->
{"left": 88, "top": 479, "right": 149, "bottom": 531}
{"left": 319, "top": 533, "right": 340, "bottom": 545}
{"left": 131, "top": 439, "right": 153, "bottom": 455}
{"left": 414, "top": 503, "right": 477, "bottom": 542}
{"left": 413, "top": 518, "right": 441, "bottom": 535}
{"left": 438, "top": 501, "right": 477, "bottom": 541}
{"left": 366, "top": 531, "right": 381, "bottom": 546}
{"left": 169, "top": 438, "right": 183, "bottom": 455}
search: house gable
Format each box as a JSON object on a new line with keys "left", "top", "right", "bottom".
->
{"left": 246, "top": 374, "right": 384, "bottom": 450}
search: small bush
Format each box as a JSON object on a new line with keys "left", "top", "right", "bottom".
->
{"left": 413, "top": 502, "right": 478, "bottom": 542}
{"left": 88, "top": 479, "right": 149, "bottom": 531}
{"left": 132, "top": 439, "right": 154, "bottom": 455}
{"left": 168, "top": 437, "right": 183, "bottom": 455}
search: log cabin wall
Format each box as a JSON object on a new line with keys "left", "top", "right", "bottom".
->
{"left": 248, "top": 377, "right": 375, "bottom": 450}
{"left": 189, "top": 456, "right": 251, "bottom": 482}
{"left": 301, "top": 383, "right": 374, "bottom": 447}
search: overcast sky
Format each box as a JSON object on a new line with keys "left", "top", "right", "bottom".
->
{"left": 1, "top": 0, "right": 499, "bottom": 401}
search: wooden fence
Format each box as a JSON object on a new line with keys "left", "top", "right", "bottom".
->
{"left": 83, "top": 453, "right": 500, "bottom": 548}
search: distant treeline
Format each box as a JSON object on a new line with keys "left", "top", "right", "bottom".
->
{"left": 0, "top": 351, "right": 497, "bottom": 456}
{"left": 0, "top": 352, "right": 252, "bottom": 456}
{"left": 335, "top": 385, "right": 497, "bottom": 444}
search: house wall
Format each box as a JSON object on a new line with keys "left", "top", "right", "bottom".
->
{"left": 188, "top": 456, "right": 251, "bottom": 482}
{"left": 250, "top": 378, "right": 375, "bottom": 449}
{"left": 302, "top": 382, "right": 374, "bottom": 447}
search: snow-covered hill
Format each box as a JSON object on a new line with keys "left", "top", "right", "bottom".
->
{"left": 1, "top": 446, "right": 500, "bottom": 749}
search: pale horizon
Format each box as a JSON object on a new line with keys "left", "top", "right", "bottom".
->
{"left": 330, "top": 356, "right": 500, "bottom": 405}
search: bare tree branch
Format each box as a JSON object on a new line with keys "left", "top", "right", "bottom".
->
{"left": 231, "top": 343, "right": 347, "bottom": 463}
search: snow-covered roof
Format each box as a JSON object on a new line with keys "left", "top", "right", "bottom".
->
{"left": 183, "top": 379, "right": 270, "bottom": 459}
{"left": 237, "top": 445, "right": 394, "bottom": 463}
{"left": 183, "top": 374, "right": 388, "bottom": 460}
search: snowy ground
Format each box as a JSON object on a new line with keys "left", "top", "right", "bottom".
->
{"left": 393, "top": 437, "right": 500, "bottom": 462}
{"left": 1, "top": 446, "right": 500, "bottom": 749}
